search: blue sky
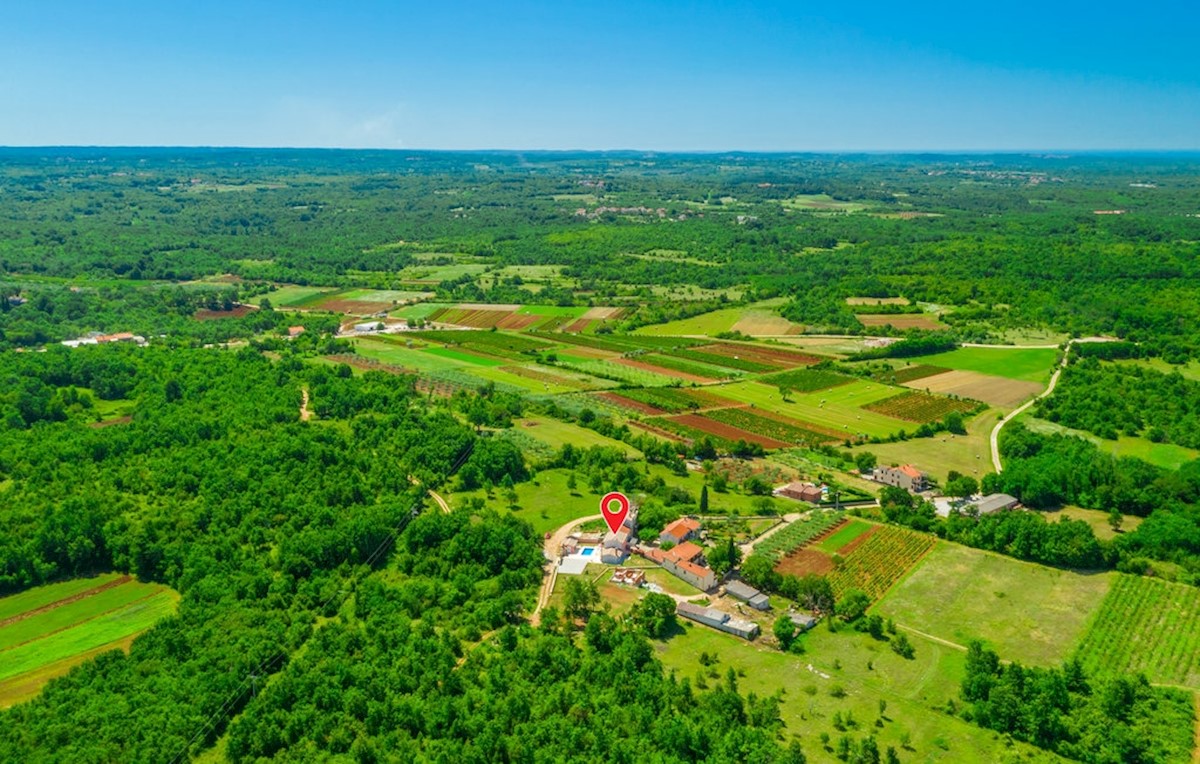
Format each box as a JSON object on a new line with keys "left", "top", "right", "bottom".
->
{"left": 2, "top": 1, "right": 1197, "bottom": 150}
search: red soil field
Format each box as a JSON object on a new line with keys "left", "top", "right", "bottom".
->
{"left": 669, "top": 413, "right": 790, "bottom": 448}
{"left": 597, "top": 392, "right": 666, "bottom": 415}
{"left": 775, "top": 549, "right": 835, "bottom": 577}
{"left": 564, "top": 318, "right": 592, "bottom": 332}
{"left": 696, "top": 342, "right": 823, "bottom": 366}
{"left": 495, "top": 314, "right": 542, "bottom": 330}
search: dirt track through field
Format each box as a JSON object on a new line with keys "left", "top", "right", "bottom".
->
{"left": 0, "top": 576, "right": 133, "bottom": 629}
{"left": 299, "top": 387, "right": 312, "bottom": 421}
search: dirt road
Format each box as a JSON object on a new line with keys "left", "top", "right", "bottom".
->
{"left": 531, "top": 513, "right": 602, "bottom": 626}
{"left": 989, "top": 342, "right": 1073, "bottom": 472}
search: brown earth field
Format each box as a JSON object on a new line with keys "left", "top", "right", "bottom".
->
{"left": 627, "top": 419, "right": 688, "bottom": 442}
{"left": 903, "top": 369, "right": 1043, "bottom": 408}
{"left": 611, "top": 357, "right": 717, "bottom": 383}
{"left": 596, "top": 392, "right": 666, "bottom": 415}
{"left": 696, "top": 342, "right": 823, "bottom": 366}
{"left": 856, "top": 314, "right": 946, "bottom": 330}
{"left": 669, "top": 413, "right": 790, "bottom": 448}
{"left": 732, "top": 316, "right": 805, "bottom": 335}
{"left": 775, "top": 548, "right": 835, "bottom": 577}
{"left": 194, "top": 304, "right": 256, "bottom": 320}
{"left": 582, "top": 306, "right": 626, "bottom": 320}
{"left": 565, "top": 318, "right": 591, "bottom": 332}
{"left": 495, "top": 314, "right": 542, "bottom": 330}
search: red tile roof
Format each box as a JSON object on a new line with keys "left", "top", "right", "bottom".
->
{"left": 662, "top": 517, "right": 701, "bottom": 539}
{"left": 899, "top": 464, "right": 924, "bottom": 479}
{"left": 669, "top": 541, "right": 703, "bottom": 563}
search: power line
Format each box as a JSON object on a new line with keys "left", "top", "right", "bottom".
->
{"left": 167, "top": 439, "right": 475, "bottom": 763}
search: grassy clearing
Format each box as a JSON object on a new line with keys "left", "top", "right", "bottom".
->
{"left": 851, "top": 406, "right": 997, "bottom": 482}
{"left": 513, "top": 416, "right": 642, "bottom": 458}
{"left": 714, "top": 380, "right": 911, "bottom": 439}
{"left": 1037, "top": 505, "right": 1143, "bottom": 541}
{"left": 779, "top": 194, "right": 869, "bottom": 213}
{"left": 911, "top": 347, "right": 1058, "bottom": 383}
{"left": 876, "top": 543, "right": 1112, "bottom": 667}
{"left": 655, "top": 622, "right": 1062, "bottom": 763}
{"left": 1021, "top": 416, "right": 1200, "bottom": 470}
{"left": 421, "top": 347, "right": 506, "bottom": 367}
{"left": 259, "top": 285, "right": 335, "bottom": 307}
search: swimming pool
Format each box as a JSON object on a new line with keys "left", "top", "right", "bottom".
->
{"left": 581, "top": 546, "right": 595, "bottom": 557}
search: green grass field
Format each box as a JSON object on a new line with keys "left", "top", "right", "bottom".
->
{"left": 390, "top": 302, "right": 457, "bottom": 319}
{"left": 421, "top": 347, "right": 506, "bottom": 367}
{"left": 851, "top": 407, "right": 997, "bottom": 482}
{"left": 1022, "top": 416, "right": 1200, "bottom": 470}
{"left": 655, "top": 622, "right": 1062, "bottom": 763}
{"left": 815, "top": 519, "right": 873, "bottom": 553}
{"left": 514, "top": 416, "right": 642, "bottom": 458}
{"left": 337, "top": 288, "right": 431, "bottom": 303}
{"left": 876, "top": 543, "right": 1112, "bottom": 666}
{"left": 779, "top": 194, "right": 869, "bottom": 213}
{"left": 911, "top": 347, "right": 1058, "bottom": 383}
{"left": 714, "top": 380, "right": 912, "bottom": 439}
{"left": 0, "top": 575, "right": 179, "bottom": 706}
{"left": 259, "top": 285, "right": 336, "bottom": 307}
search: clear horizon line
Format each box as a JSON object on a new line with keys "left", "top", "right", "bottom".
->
{"left": 1, "top": 144, "right": 1199, "bottom": 156}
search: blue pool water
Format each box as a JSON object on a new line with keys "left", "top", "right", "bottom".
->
{"left": 581, "top": 547, "right": 595, "bottom": 556}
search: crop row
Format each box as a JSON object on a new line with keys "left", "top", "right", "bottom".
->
{"left": 863, "top": 390, "right": 980, "bottom": 424}
{"left": 618, "top": 387, "right": 735, "bottom": 413}
{"left": 555, "top": 358, "right": 678, "bottom": 387}
{"left": 826, "top": 526, "right": 936, "bottom": 600}
{"left": 412, "top": 330, "right": 552, "bottom": 355}
{"left": 697, "top": 342, "right": 822, "bottom": 367}
{"left": 640, "top": 353, "right": 737, "bottom": 379}
{"left": 704, "top": 407, "right": 842, "bottom": 446}
{"left": 877, "top": 364, "right": 950, "bottom": 384}
{"left": 757, "top": 513, "right": 845, "bottom": 559}
{"left": 662, "top": 347, "right": 777, "bottom": 373}
{"left": 1074, "top": 574, "right": 1200, "bottom": 688}
{"left": 763, "top": 368, "right": 852, "bottom": 393}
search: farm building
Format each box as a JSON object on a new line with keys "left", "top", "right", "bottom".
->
{"left": 789, "top": 612, "right": 818, "bottom": 632}
{"left": 602, "top": 508, "right": 639, "bottom": 564}
{"left": 353, "top": 321, "right": 385, "bottom": 332}
{"left": 725, "top": 580, "right": 770, "bottom": 610}
{"left": 287, "top": 325, "right": 306, "bottom": 337}
{"left": 637, "top": 542, "right": 717, "bottom": 591}
{"left": 972, "top": 493, "right": 1020, "bottom": 514}
{"left": 774, "top": 481, "right": 823, "bottom": 503}
{"left": 677, "top": 602, "right": 759, "bottom": 640}
{"left": 660, "top": 517, "right": 702, "bottom": 545}
{"left": 874, "top": 464, "right": 929, "bottom": 493}
{"left": 610, "top": 568, "right": 646, "bottom": 587}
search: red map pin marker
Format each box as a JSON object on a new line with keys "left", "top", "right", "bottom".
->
{"left": 600, "top": 491, "right": 630, "bottom": 534}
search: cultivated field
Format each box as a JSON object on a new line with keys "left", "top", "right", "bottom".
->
{"left": 877, "top": 543, "right": 1113, "bottom": 666}
{"left": 863, "top": 390, "right": 979, "bottom": 423}
{"left": 756, "top": 513, "right": 845, "bottom": 559}
{"left": 825, "top": 526, "right": 936, "bottom": 599}
{"left": 635, "top": 299, "right": 804, "bottom": 336}
{"left": 0, "top": 574, "right": 179, "bottom": 707}
{"left": 1075, "top": 573, "right": 1200, "bottom": 689}
{"left": 779, "top": 194, "right": 869, "bottom": 213}
{"left": 911, "top": 347, "right": 1058, "bottom": 383}
{"left": 846, "top": 296, "right": 911, "bottom": 306}
{"left": 903, "top": 368, "right": 1043, "bottom": 408}
{"left": 716, "top": 380, "right": 914, "bottom": 439}
{"left": 856, "top": 314, "right": 946, "bottom": 330}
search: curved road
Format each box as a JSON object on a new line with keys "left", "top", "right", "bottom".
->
{"left": 989, "top": 342, "right": 1074, "bottom": 473}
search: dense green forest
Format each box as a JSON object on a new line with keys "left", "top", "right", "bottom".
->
{"left": 4, "top": 149, "right": 1200, "bottom": 763}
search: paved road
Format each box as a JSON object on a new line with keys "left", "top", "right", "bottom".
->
{"left": 989, "top": 342, "right": 1074, "bottom": 473}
